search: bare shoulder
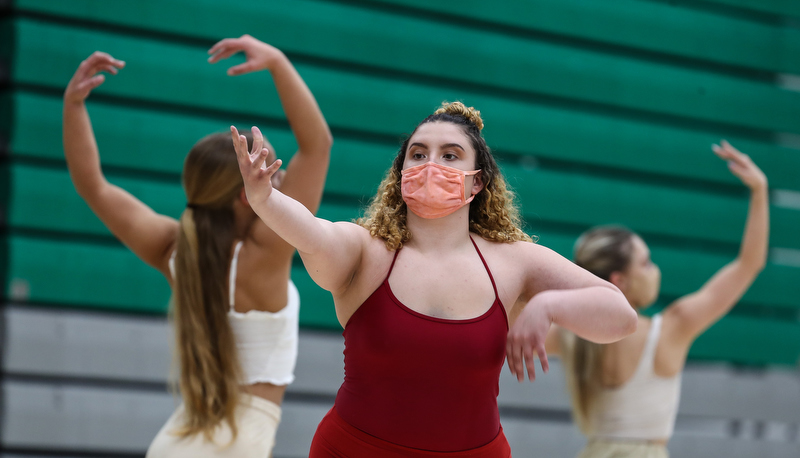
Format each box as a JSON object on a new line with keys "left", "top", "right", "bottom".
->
{"left": 658, "top": 295, "right": 700, "bottom": 348}
{"left": 334, "top": 220, "right": 374, "bottom": 242}
{"left": 472, "top": 236, "right": 542, "bottom": 263}
{"left": 481, "top": 238, "right": 572, "bottom": 275}
{"left": 489, "top": 237, "right": 609, "bottom": 293}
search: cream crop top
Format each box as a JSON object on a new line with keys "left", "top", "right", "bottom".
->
{"left": 588, "top": 314, "right": 682, "bottom": 440}
{"left": 169, "top": 241, "right": 299, "bottom": 386}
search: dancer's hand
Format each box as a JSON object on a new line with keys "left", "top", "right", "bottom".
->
{"left": 64, "top": 51, "right": 125, "bottom": 104}
{"left": 232, "top": 125, "right": 282, "bottom": 205}
{"left": 713, "top": 140, "right": 767, "bottom": 191}
{"left": 506, "top": 292, "right": 553, "bottom": 382}
{"left": 208, "top": 35, "right": 285, "bottom": 76}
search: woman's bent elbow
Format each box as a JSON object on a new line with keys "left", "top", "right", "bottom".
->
{"left": 620, "top": 307, "right": 638, "bottom": 337}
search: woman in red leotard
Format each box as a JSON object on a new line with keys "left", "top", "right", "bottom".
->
{"left": 231, "top": 102, "right": 638, "bottom": 457}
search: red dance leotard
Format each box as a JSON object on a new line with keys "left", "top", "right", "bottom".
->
{"left": 331, "top": 237, "right": 509, "bottom": 452}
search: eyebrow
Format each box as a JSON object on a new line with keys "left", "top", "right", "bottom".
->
{"left": 408, "top": 142, "right": 465, "bottom": 151}
{"left": 442, "top": 143, "right": 466, "bottom": 152}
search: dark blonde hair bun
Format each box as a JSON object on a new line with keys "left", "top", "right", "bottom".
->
{"left": 434, "top": 101, "right": 484, "bottom": 131}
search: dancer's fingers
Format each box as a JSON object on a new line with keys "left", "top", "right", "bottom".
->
{"left": 208, "top": 38, "right": 237, "bottom": 58}
{"left": 251, "top": 126, "right": 264, "bottom": 158}
{"left": 720, "top": 139, "right": 743, "bottom": 156}
{"left": 505, "top": 340, "right": 516, "bottom": 379}
{"left": 263, "top": 156, "right": 282, "bottom": 176}
{"left": 227, "top": 61, "right": 259, "bottom": 76}
{"left": 714, "top": 140, "right": 748, "bottom": 165}
{"left": 75, "top": 53, "right": 124, "bottom": 84}
{"left": 523, "top": 344, "right": 536, "bottom": 382}
{"left": 231, "top": 126, "right": 249, "bottom": 163}
{"left": 208, "top": 47, "right": 240, "bottom": 64}
{"left": 77, "top": 74, "right": 106, "bottom": 93}
{"left": 538, "top": 344, "right": 550, "bottom": 375}
{"left": 252, "top": 146, "right": 268, "bottom": 172}
{"left": 507, "top": 338, "right": 525, "bottom": 382}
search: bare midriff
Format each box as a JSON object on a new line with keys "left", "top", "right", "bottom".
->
{"left": 242, "top": 382, "right": 287, "bottom": 406}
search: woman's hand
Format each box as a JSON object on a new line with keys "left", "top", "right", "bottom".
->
{"left": 713, "top": 140, "right": 768, "bottom": 191}
{"left": 231, "top": 125, "right": 282, "bottom": 205}
{"left": 208, "top": 35, "right": 285, "bottom": 76}
{"left": 506, "top": 292, "right": 554, "bottom": 382}
{"left": 64, "top": 52, "right": 125, "bottom": 105}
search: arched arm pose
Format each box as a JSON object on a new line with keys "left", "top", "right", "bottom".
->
{"left": 551, "top": 141, "right": 768, "bottom": 456}
{"left": 63, "top": 35, "right": 332, "bottom": 457}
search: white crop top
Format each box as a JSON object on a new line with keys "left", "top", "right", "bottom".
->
{"left": 169, "top": 241, "right": 299, "bottom": 386}
{"left": 588, "top": 314, "right": 682, "bottom": 440}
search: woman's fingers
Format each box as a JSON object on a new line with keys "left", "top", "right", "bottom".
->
{"left": 727, "top": 160, "right": 748, "bottom": 178}
{"left": 506, "top": 339, "right": 518, "bottom": 379}
{"left": 208, "top": 47, "right": 240, "bottom": 64}
{"left": 523, "top": 344, "right": 536, "bottom": 381}
{"left": 507, "top": 335, "right": 527, "bottom": 382}
{"left": 78, "top": 74, "right": 106, "bottom": 93}
{"left": 74, "top": 52, "right": 124, "bottom": 86}
{"left": 208, "top": 38, "right": 239, "bottom": 60}
{"left": 264, "top": 156, "right": 282, "bottom": 175}
{"left": 227, "top": 61, "right": 259, "bottom": 76}
{"left": 231, "top": 126, "right": 249, "bottom": 162}
{"left": 713, "top": 141, "right": 767, "bottom": 189}
{"left": 251, "top": 126, "right": 264, "bottom": 158}
{"left": 94, "top": 64, "right": 120, "bottom": 76}
{"left": 537, "top": 344, "right": 550, "bottom": 374}
{"left": 252, "top": 145, "right": 268, "bottom": 171}
{"left": 714, "top": 141, "right": 752, "bottom": 170}
{"left": 85, "top": 52, "right": 125, "bottom": 72}
{"left": 720, "top": 139, "right": 742, "bottom": 155}
{"left": 231, "top": 126, "right": 281, "bottom": 182}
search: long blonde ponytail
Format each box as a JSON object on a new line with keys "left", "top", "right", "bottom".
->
{"left": 171, "top": 132, "right": 250, "bottom": 440}
{"left": 564, "top": 225, "right": 636, "bottom": 433}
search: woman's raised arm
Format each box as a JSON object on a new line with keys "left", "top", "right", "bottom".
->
{"left": 662, "top": 141, "right": 769, "bottom": 345}
{"left": 63, "top": 52, "right": 178, "bottom": 276}
{"left": 232, "top": 126, "right": 364, "bottom": 294}
{"left": 208, "top": 35, "right": 332, "bottom": 215}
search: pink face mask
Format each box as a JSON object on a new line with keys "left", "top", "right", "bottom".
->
{"left": 401, "top": 162, "right": 481, "bottom": 219}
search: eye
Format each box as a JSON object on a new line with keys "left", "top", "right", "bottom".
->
{"left": 411, "top": 152, "right": 426, "bottom": 160}
{"left": 443, "top": 152, "right": 458, "bottom": 160}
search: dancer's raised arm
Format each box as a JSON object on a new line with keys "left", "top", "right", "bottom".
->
{"left": 232, "top": 126, "right": 364, "bottom": 294}
{"left": 662, "top": 141, "right": 769, "bottom": 345}
{"left": 63, "top": 52, "right": 178, "bottom": 276}
{"left": 209, "top": 35, "right": 332, "bottom": 214}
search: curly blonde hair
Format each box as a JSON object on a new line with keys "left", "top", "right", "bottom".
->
{"left": 358, "top": 101, "right": 532, "bottom": 250}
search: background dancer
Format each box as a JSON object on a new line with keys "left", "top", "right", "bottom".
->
{"left": 62, "top": 35, "right": 332, "bottom": 457}
{"left": 552, "top": 141, "right": 769, "bottom": 458}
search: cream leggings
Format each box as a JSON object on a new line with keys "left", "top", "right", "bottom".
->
{"left": 578, "top": 438, "right": 669, "bottom": 458}
{"left": 146, "top": 393, "right": 281, "bottom": 458}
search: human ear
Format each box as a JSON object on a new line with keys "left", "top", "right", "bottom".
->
{"left": 609, "top": 271, "right": 627, "bottom": 292}
{"left": 470, "top": 171, "right": 485, "bottom": 197}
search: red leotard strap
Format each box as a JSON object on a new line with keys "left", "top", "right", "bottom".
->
{"left": 383, "top": 248, "right": 402, "bottom": 283}
{"left": 469, "top": 236, "right": 499, "bottom": 299}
